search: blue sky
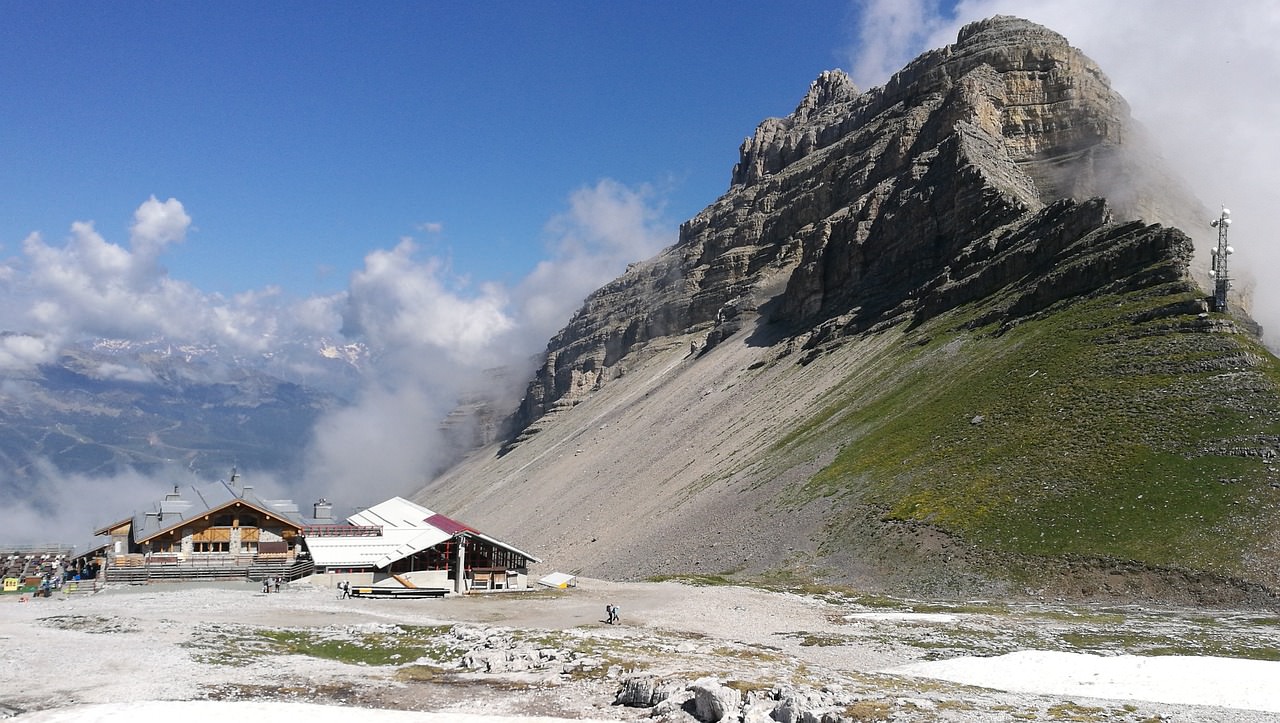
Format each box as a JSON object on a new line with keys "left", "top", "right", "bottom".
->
{"left": 3, "top": 3, "right": 872, "bottom": 297}
{"left": 4, "top": 1, "right": 1280, "bottom": 539}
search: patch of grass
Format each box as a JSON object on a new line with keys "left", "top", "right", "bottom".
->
{"left": 1045, "top": 701, "right": 1108, "bottom": 721}
{"left": 907, "top": 601, "right": 1008, "bottom": 615}
{"left": 187, "top": 623, "right": 466, "bottom": 668}
{"left": 790, "top": 281, "right": 1280, "bottom": 581}
{"left": 842, "top": 699, "right": 894, "bottom": 721}
{"left": 646, "top": 573, "right": 738, "bottom": 586}
{"left": 781, "top": 630, "right": 855, "bottom": 647}
{"left": 259, "top": 629, "right": 424, "bottom": 666}
{"left": 394, "top": 664, "right": 445, "bottom": 682}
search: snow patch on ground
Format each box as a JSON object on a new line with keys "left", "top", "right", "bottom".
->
{"left": 889, "top": 649, "right": 1280, "bottom": 713}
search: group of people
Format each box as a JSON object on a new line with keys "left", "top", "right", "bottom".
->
{"left": 337, "top": 580, "right": 352, "bottom": 598}
{"left": 261, "top": 576, "right": 282, "bottom": 593}
{"left": 605, "top": 603, "right": 620, "bottom": 624}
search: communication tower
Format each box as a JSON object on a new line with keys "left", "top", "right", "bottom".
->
{"left": 1208, "top": 207, "right": 1234, "bottom": 312}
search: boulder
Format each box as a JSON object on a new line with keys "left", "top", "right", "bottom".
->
{"left": 688, "top": 677, "right": 743, "bottom": 722}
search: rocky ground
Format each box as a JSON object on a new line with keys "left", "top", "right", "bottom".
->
{"left": 5, "top": 578, "right": 1280, "bottom": 721}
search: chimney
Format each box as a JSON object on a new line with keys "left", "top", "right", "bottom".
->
{"left": 313, "top": 498, "right": 333, "bottom": 521}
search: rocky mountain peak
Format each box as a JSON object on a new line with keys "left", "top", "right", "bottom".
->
{"left": 795, "top": 69, "right": 858, "bottom": 121}
{"left": 421, "top": 16, "right": 1280, "bottom": 602}
{"left": 508, "top": 16, "right": 1206, "bottom": 436}
{"left": 954, "top": 14, "right": 1071, "bottom": 50}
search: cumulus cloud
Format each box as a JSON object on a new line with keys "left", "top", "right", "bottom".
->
{"left": 516, "top": 179, "right": 675, "bottom": 339}
{"left": 2, "top": 461, "right": 179, "bottom": 549}
{"left": 847, "top": 0, "right": 1280, "bottom": 344}
{"left": 0, "top": 178, "right": 674, "bottom": 519}
{"left": 847, "top": 0, "right": 951, "bottom": 88}
{"left": 293, "top": 178, "right": 675, "bottom": 502}
{"left": 0, "top": 197, "right": 350, "bottom": 371}
{"left": 0, "top": 332, "right": 59, "bottom": 371}
{"left": 342, "top": 240, "right": 514, "bottom": 366}
{"left": 91, "top": 361, "right": 158, "bottom": 384}
{"left": 129, "top": 195, "right": 191, "bottom": 256}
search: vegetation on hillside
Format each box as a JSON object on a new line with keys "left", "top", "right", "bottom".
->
{"left": 791, "top": 277, "right": 1280, "bottom": 584}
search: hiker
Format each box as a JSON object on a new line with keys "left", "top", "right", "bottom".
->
{"left": 273, "top": 576, "right": 281, "bottom": 593}
{"left": 341, "top": 581, "right": 350, "bottom": 599}
{"left": 606, "top": 603, "right": 619, "bottom": 624}
{"left": 262, "top": 578, "right": 270, "bottom": 594}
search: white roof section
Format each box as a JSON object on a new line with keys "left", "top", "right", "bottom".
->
{"left": 349, "top": 496, "right": 437, "bottom": 530}
{"left": 304, "top": 497, "right": 440, "bottom": 568}
{"left": 302, "top": 495, "right": 540, "bottom": 569}
{"left": 303, "top": 528, "right": 448, "bottom": 568}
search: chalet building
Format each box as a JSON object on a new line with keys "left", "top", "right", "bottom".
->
{"left": 301, "top": 496, "right": 540, "bottom": 593}
{"left": 93, "top": 481, "right": 315, "bottom": 579}
{"left": 92, "top": 484, "right": 539, "bottom": 593}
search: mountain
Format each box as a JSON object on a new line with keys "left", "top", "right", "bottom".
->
{"left": 0, "top": 336, "right": 351, "bottom": 487}
{"left": 414, "top": 16, "right": 1280, "bottom": 605}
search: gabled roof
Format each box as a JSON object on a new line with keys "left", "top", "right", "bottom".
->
{"left": 303, "top": 496, "right": 540, "bottom": 568}
{"left": 128, "top": 481, "right": 309, "bottom": 544}
{"left": 93, "top": 516, "right": 134, "bottom": 537}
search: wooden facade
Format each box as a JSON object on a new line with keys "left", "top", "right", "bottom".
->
{"left": 138, "top": 501, "right": 301, "bottom": 562}
{"left": 96, "top": 484, "right": 308, "bottom": 568}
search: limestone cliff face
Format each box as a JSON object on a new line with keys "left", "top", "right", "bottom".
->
{"left": 420, "top": 16, "right": 1280, "bottom": 600}
{"left": 511, "top": 16, "right": 1199, "bottom": 436}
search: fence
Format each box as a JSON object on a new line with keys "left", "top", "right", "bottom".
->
{"left": 104, "top": 556, "right": 315, "bottom": 585}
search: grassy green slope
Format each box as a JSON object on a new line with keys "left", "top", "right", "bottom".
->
{"left": 793, "top": 279, "right": 1280, "bottom": 586}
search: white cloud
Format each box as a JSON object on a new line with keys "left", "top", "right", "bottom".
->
{"left": 1, "top": 198, "right": 347, "bottom": 364}
{"left": 0, "top": 332, "right": 59, "bottom": 371}
{"left": 847, "top": 0, "right": 952, "bottom": 88}
{"left": 516, "top": 179, "right": 675, "bottom": 338}
{"left": 91, "top": 361, "right": 157, "bottom": 383}
{"left": 341, "top": 239, "right": 515, "bottom": 366}
{"left": 302, "top": 178, "right": 674, "bottom": 500}
{"left": 129, "top": 195, "right": 191, "bottom": 255}
{"left": 0, "top": 178, "right": 674, "bottom": 506}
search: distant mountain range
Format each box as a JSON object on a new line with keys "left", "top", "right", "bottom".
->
{"left": 0, "top": 335, "right": 362, "bottom": 488}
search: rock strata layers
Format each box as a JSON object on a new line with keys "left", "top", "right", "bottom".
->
{"left": 510, "top": 16, "right": 1201, "bottom": 436}
{"left": 418, "top": 16, "right": 1280, "bottom": 599}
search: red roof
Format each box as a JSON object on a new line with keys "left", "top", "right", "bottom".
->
{"left": 425, "top": 512, "right": 475, "bottom": 536}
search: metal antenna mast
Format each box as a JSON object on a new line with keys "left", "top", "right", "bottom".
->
{"left": 1209, "top": 207, "right": 1234, "bottom": 312}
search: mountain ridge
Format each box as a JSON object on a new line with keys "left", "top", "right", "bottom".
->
{"left": 415, "top": 16, "right": 1280, "bottom": 604}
